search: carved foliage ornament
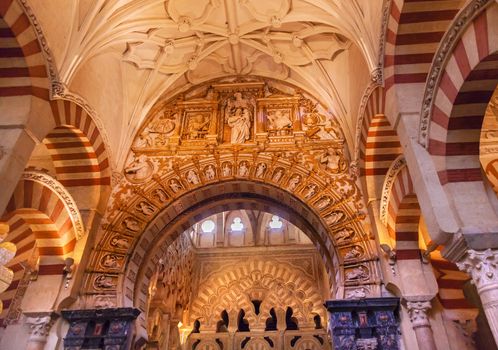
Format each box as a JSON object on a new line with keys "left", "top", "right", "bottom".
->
{"left": 406, "top": 300, "right": 432, "bottom": 328}
{"left": 457, "top": 248, "right": 498, "bottom": 290}
{"left": 379, "top": 155, "right": 406, "bottom": 226}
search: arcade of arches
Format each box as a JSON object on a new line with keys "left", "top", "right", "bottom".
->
{"left": 1, "top": 0, "right": 498, "bottom": 349}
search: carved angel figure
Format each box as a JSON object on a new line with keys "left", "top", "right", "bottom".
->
{"left": 344, "top": 246, "right": 362, "bottom": 260}
{"left": 346, "top": 267, "right": 368, "bottom": 281}
{"left": 122, "top": 217, "right": 140, "bottom": 232}
{"left": 272, "top": 169, "right": 284, "bottom": 182}
{"left": 320, "top": 148, "right": 344, "bottom": 173}
{"left": 110, "top": 237, "right": 130, "bottom": 249}
{"left": 101, "top": 254, "right": 119, "bottom": 269}
{"left": 136, "top": 201, "right": 155, "bottom": 216}
{"left": 94, "top": 275, "right": 115, "bottom": 289}
{"left": 152, "top": 189, "right": 168, "bottom": 203}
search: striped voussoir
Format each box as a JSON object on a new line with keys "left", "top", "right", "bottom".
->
{"left": 45, "top": 100, "right": 111, "bottom": 187}
{"left": 431, "top": 258, "right": 473, "bottom": 309}
{"left": 428, "top": 5, "right": 498, "bottom": 185}
{"left": 386, "top": 166, "right": 421, "bottom": 260}
{"left": 0, "top": 0, "right": 49, "bottom": 100}
{"left": 0, "top": 178, "right": 79, "bottom": 326}
{"left": 358, "top": 87, "right": 402, "bottom": 192}
{"left": 384, "top": 0, "right": 464, "bottom": 91}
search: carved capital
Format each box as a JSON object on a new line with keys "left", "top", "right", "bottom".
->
{"left": 457, "top": 249, "right": 498, "bottom": 291}
{"left": 406, "top": 300, "right": 432, "bottom": 329}
{"left": 24, "top": 312, "right": 58, "bottom": 343}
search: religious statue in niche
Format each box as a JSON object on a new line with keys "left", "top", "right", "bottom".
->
{"left": 186, "top": 169, "right": 200, "bottom": 185}
{"left": 151, "top": 188, "right": 168, "bottom": 203}
{"left": 325, "top": 211, "right": 345, "bottom": 225}
{"left": 287, "top": 174, "right": 301, "bottom": 191}
{"left": 315, "top": 196, "right": 332, "bottom": 210}
{"left": 124, "top": 154, "right": 154, "bottom": 183}
{"left": 204, "top": 165, "right": 216, "bottom": 180}
{"left": 334, "top": 228, "right": 354, "bottom": 244}
{"left": 302, "top": 184, "right": 318, "bottom": 199}
{"left": 255, "top": 163, "right": 267, "bottom": 178}
{"left": 184, "top": 113, "right": 210, "bottom": 140}
{"left": 318, "top": 147, "right": 346, "bottom": 173}
{"left": 222, "top": 162, "right": 232, "bottom": 177}
{"left": 238, "top": 161, "right": 249, "bottom": 176}
{"left": 169, "top": 179, "right": 183, "bottom": 193}
{"left": 224, "top": 92, "right": 254, "bottom": 144}
{"left": 272, "top": 168, "right": 284, "bottom": 182}
{"left": 267, "top": 109, "right": 293, "bottom": 135}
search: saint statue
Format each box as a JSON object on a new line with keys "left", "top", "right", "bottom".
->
{"left": 227, "top": 107, "right": 251, "bottom": 144}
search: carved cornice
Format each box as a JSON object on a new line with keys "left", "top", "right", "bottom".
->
{"left": 22, "top": 171, "right": 85, "bottom": 240}
{"left": 379, "top": 155, "right": 406, "bottom": 225}
{"left": 457, "top": 249, "right": 498, "bottom": 291}
{"left": 418, "top": 0, "right": 495, "bottom": 147}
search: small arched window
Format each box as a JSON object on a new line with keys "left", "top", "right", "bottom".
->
{"left": 231, "top": 217, "right": 244, "bottom": 231}
{"left": 269, "top": 215, "right": 283, "bottom": 229}
{"left": 201, "top": 219, "right": 215, "bottom": 233}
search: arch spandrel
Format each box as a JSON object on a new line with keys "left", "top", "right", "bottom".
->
{"left": 82, "top": 79, "right": 380, "bottom": 315}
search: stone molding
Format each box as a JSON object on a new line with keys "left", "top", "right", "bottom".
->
{"left": 22, "top": 171, "right": 85, "bottom": 239}
{"left": 418, "top": 0, "right": 495, "bottom": 147}
{"left": 24, "top": 311, "right": 58, "bottom": 343}
{"left": 379, "top": 155, "right": 406, "bottom": 225}
{"left": 406, "top": 300, "right": 432, "bottom": 329}
{"left": 457, "top": 249, "right": 498, "bottom": 291}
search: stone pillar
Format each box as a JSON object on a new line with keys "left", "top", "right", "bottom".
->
{"left": 24, "top": 312, "right": 58, "bottom": 350}
{"left": 457, "top": 248, "right": 498, "bottom": 346}
{"left": 405, "top": 300, "right": 437, "bottom": 350}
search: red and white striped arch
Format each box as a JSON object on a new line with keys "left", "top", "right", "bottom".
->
{"left": 384, "top": 0, "right": 464, "bottom": 92}
{"left": 384, "top": 161, "right": 474, "bottom": 309}
{"left": 357, "top": 86, "right": 402, "bottom": 197}
{"left": 427, "top": 4, "right": 498, "bottom": 185}
{"left": 0, "top": 0, "right": 49, "bottom": 100}
{"left": 44, "top": 100, "right": 111, "bottom": 188}
{"left": 0, "top": 174, "right": 82, "bottom": 326}
{"left": 385, "top": 164, "right": 421, "bottom": 260}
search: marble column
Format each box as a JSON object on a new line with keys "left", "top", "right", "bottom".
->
{"left": 457, "top": 248, "right": 498, "bottom": 346}
{"left": 24, "top": 312, "right": 58, "bottom": 350}
{"left": 406, "top": 300, "right": 437, "bottom": 350}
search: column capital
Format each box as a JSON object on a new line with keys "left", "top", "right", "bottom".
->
{"left": 24, "top": 311, "right": 58, "bottom": 343}
{"left": 406, "top": 300, "right": 432, "bottom": 329}
{"left": 457, "top": 248, "right": 498, "bottom": 291}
